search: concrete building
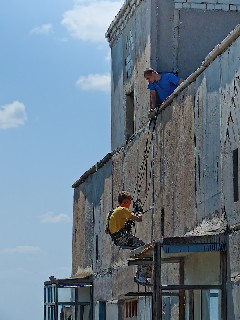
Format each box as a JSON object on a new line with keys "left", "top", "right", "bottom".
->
{"left": 44, "top": 1, "right": 240, "bottom": 319}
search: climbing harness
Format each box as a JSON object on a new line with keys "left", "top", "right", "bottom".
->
{"left": 105, "top": 209, "right": 114, "bottom": 235}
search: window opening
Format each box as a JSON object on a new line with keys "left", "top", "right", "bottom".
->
{"left": 161, "top": 208, "right": 165, "bottom": 237}
{"left": 233, "top": 148, "right": 239, "bottom": 202}
{"left": 126, "top": 91, "right": 135, "bottom": 142}
{"left": 125, "top": 300, "right": 138, "bottom": 319}
{"left": 99, "top": 302, "right": 106, "bottom": 320}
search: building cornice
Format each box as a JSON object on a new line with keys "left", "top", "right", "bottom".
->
{"left": 105, "top": 0, "right": 143, "bottom": 47}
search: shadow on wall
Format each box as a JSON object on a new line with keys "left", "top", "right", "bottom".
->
{"left": 73, "top": 160, "right": 112, "bottom": 208}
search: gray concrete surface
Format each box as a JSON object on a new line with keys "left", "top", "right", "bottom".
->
{"left": 73, "top": 9, "right": 240, "bottom": 320}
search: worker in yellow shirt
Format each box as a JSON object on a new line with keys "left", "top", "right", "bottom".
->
{"left": 105, "top": 191, "right": 152, "bottom": 285}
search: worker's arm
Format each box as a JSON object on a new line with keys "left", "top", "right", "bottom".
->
{"left": 178, "top": 78, "right": 184, "bottom": 85}
{"left": 130, "top": 214, "right": 142, "bottom": 222}
{"left": 150, "top": 90, "right": 157, "bottom": 111}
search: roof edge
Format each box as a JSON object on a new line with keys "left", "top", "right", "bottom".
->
{"left": 72, "top": 152, "right": 112, "bottom": 188}
{"left": 105, "top": 0, "right": 143, "bottom": 47}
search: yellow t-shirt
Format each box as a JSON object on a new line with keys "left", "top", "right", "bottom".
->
{"left": 108, "top": 206, "right": 133, "bottom": 234}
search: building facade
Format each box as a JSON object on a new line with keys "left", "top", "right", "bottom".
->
{"left": 44, "top": 1, "right": 240, "bottom": 319}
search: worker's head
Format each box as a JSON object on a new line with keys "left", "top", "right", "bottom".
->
{"left": 144, "top": 68, "right": 157, "bottom": 82}
{"left": 118, "top": 191, "right": 132, "bottom": 208}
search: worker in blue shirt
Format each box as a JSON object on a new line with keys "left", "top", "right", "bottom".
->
{"left": 144, "top": 68, "right": 184, "bottom": 112}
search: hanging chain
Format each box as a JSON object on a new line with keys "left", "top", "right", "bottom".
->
{"left": 132, "top": 116, "right": 157, "bottom": 211}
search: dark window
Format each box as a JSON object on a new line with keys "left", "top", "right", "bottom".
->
{"left": 126, "top": 91, "right": 135, "bottom": 141}
{"left": 161, "top": 208, "right": 165, "bottom": 237}
{"left": 99, "top": 302, "right": 106, "bottom": 320}
{"left": 233, "top": 148, "right": 239, "bottom": 202}
{"left": 125, "top": 300, "right": 137, "bottom": 318}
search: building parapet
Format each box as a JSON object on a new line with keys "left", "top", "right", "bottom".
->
{"left": 72, "top": 152, "right": 112, "bottom": 188}
{"left": 106, "top": 0, "right": 240, "bottom": 47}
{"left": 105, "top": 0, "right": 143, "bottom": 47}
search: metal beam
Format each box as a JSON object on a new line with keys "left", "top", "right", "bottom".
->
{"left": 221, "top": 252, "right": 227, "bottom": 320}
{"left": 152, "top": 242, "right": 162, "bottom": 320}
{"left": 125, "top": 292, "right": 153, "bottom": 297}
{"left": 161, "top": 284, "right": 222, "bottom": 290}
{"left": 128, "top": 259, "right": 153, "bottom": 266}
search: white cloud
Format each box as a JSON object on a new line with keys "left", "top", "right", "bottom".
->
{"left": 30, "top": 23, "right": 53, "bottom": 35}
{"left": 0, "top": 101, "right": 27, "bottom": 130}
{"left": 61, "top": 0, "right": 123, "bottom": 43}
{"left": 41, "top": 212, "right": 71, "bottom": 224}
{"left": 76, "top": 73, "right": 110, "bottom": 93}
{"left": 0, "top": 246, "right": 40, "bottom": 254}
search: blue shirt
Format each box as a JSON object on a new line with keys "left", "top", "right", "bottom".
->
{"left": 147, "top": 73, "right": 180, "bottom": 102}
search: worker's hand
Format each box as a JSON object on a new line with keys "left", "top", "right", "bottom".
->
{"left": 135, "top": 211, "right": 142, "bottom": 217}
{"left": 133, "top": 199, "right": 144, "bottom": 215}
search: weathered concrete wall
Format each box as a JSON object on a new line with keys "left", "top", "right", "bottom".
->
{"left": 108, "top": 0, "right": 240, "bottom": 152}
{"left": 220, "top": 36, "right": 240, "bottom": 320}
{"left": 228, "top": 231, "right": 240, "bottom": 319}
{"left": 194, "top": 67, "right": 222, "bottom": 222}
{"left": 154, "top": 1, "right": 240, "bottom": 78}
{"left": 111, "top": 38, "right": 125, "bottom": 151}
{"left": 177, "top": 9, "right": 240, "bottom": 78}
{"left": 152, "top": 0, "right": 177, "bottom": 73}
{"left": 74, "top": 24, "right": 240, "bottom": 320}
{"left": 154, "top": 92, "right": 196, "bottom": 238}
{"left": 72, "top": 160, "right": 112, "bottom": 276}
{"left": 221, "top": 37, "right": 240, "bottom": 228}
{"left": 184, "top": 252, "right": 221, "bottom": 285}
{"left": 110, "top": 0, "right": 151, "bottom": 151}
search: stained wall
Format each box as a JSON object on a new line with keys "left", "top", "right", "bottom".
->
{"left": 73, "top": 17, "right": 240, "bottom": 320}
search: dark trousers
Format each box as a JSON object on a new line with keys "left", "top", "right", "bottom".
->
{"left": 111, "top": 230, "right": 152, "bottom": 278}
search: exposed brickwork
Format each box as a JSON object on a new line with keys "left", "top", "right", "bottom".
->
{"left": 175, "top": 0, "right": 240, "bottom": 10}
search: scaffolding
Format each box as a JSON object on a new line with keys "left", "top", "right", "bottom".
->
{"left": 44, "top": 276, "right": 93, "bottom": 320}
{"left": 127, "top": 234, "right": 227, "bottom": 320}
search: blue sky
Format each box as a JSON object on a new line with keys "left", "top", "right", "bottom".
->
{"left": 0, "top": 1, "right": 123, "bottom": 319}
